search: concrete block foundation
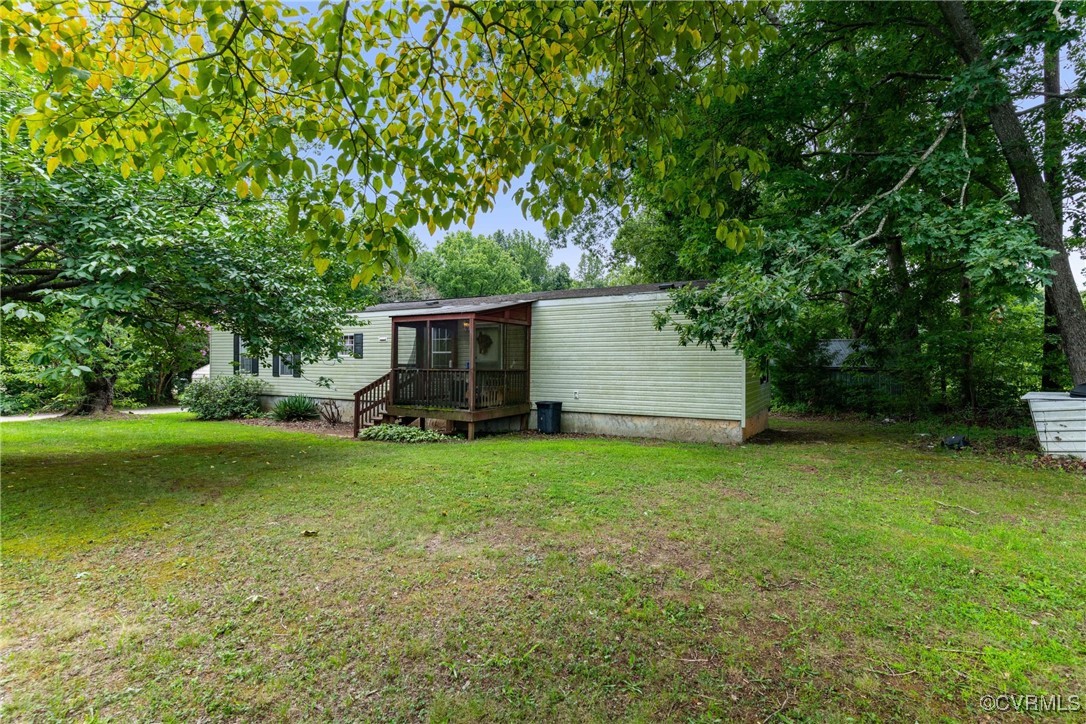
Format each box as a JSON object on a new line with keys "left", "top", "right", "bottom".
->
{"left": 529, "top": 409, "right": 745, "bottom": 444}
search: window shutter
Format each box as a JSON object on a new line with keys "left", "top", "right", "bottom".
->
{"left": 233, "top": 334, "right": 240, "bottom": 375}
{"left": 353, "top": 333, "right": 364, "bottom": 358}
{"left": 272, "top": 353, "right": 280, "bottom": 377}
{"left": 291, "top": 354, "right": 302, "bottom": 378}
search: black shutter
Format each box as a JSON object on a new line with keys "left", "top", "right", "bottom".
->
{"left": 353, "top": 333, "right": 364, "bottom": 358}
{"left": 251, "top": 354, "right": 260, "bottom": 375}
{"left": 272, "top": 353, "right": 280, "bottom": 377}
{"left": 233, "top": 334, "right": 240, "bottom": 375}
{"left": 291, "top": 353, "right": 302, "bottom": 377}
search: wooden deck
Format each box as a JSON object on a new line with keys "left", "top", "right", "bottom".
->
{"left": 353, "top": 300, "right": 534, "bottom": 440}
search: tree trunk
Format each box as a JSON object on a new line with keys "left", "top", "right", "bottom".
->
{"left": 1041, "top": 38, "right": 1066, "bottom": 389}
{"left": 1042, "top": 291, "right": 1065, "bottom": 389}
{"left": 960, "top": 275, "right": 976, "bottom": 413}
{"left": 886, "top": 234, "right": 919, "bottom": 341}
{"left": 74, "top": 374, "right": 116, "bottom": 414}
{"left": 940, "top": 1, "right": 1086, "bottom": 384}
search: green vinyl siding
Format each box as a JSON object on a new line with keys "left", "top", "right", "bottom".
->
{"left": 744, "top": 355, "right": 772, "bottom": 419}
{"left": 529, "top": 293, "right": 745, "bottom": 421}
{"left": 210, "top": 291, "right": 752, "bottom": 419}
{"left": 208, "top": 313, "right": 392, "bottom": 400}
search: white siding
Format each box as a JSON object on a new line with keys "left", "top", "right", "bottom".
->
{"left": 208, "top": 313, "right": 392, "bottom": 400}
{"left": 529, "top": 293, "right": 745, "bottom": 420}
{"left": 1023, "top": 393, "right": 1086, "bottom": 459}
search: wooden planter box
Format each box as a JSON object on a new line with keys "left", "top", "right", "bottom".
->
{"left": 1022, "top": 392, "right": 1086, "bottom": 460}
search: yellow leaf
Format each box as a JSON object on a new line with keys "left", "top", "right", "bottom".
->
{"left": 46, "top": 156, "right": 60, "bottom": 175}
{"left": 189, "top": 34, "right": 204, "bottom": 53}
{"left": 7, "top": 116, "right": 22, "bottom": 143}
{"left": 236, "top": 178, "right": 249, "bottom": 198}
{"left": 87, "top": 73, "right": 100, "bottom": 91}
{"left": 313, "top": 257, "right": 330, "bottom": 275}
{"left": 99, "top": 73, "right": 113, "bottom": 91}
{"left": 250, "top": 178, "right": 263, "bottom": 198}
{"left": 153, "top": 165, "right": 165, "bottom": 183}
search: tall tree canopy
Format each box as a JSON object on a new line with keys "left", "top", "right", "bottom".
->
{"left": 1, "top": 63, "right": 360, "bottom": 411}
{"left": 3, "top": 0, "right": 774, "bottom": 285}
{"left": 597, "top": 1, "right": 1086, "bottom": 395}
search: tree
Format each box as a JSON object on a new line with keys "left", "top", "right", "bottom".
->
{"left": 2, "top": 65, "right": 358, "bottom": 412}
{"left": 0, "top": 158, "right": 357, "bottom": 411}
{"left": 492, "top": 229, "right": 573, "bottom": 291}
{"left": 600, "top": 1, "right": 1080, "bottom": 409}
{"left": 6, "top": 1, "right": 775, "bottom": 285}
{"left": 414, "top": 232, "right": 530, "bottom": 299}
{"left": 938, "top": 1, "right": 1086, "bottom": 384}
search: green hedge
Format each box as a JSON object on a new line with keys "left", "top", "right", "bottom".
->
{"left": 180, "top": 376, "right": 265, "bottom": 420}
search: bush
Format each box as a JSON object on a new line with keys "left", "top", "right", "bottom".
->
{"left": 272, "top": 395, "right": 319, "bottom": 422}
{"left": 180, "top": 376, "right": 264, "bottom": 420}
{"left": 316, "top": 399, "right": 342, "bottom": 424}
{"left": 359, "top": 424, "right": 451, "bottom": 443}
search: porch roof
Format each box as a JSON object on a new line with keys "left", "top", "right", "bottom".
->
{"left": 390, "top": 299, "right": 529, "bottom": 317}
{"left": 355, "top": 280, "right": 709, "bottom": 315}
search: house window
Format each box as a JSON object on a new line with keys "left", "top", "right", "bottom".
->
{"left": 430, "top": 323, "right": 455, "bottom": 369}
{"left": 274, "top": 353, "right": 301, "bottom": 378}
{"left": 341, "top": 333, "right": 363, "bottom": 358}
{"left": 234, "top": 335, "right": 259, "bottom": 375}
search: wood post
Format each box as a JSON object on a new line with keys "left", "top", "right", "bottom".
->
{"left": 352, "top": 391, "right": 361, "bottom": 438}
{"left": 467, "top": 317, "right": 476, "bottom": 413}
{"left": 467, "top": 421, "right": 475, "bottom": 441}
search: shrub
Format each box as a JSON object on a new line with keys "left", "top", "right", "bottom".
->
{"left": 180, "top": 376, "right": 264, "bottom": 420}
{"left": 358, "top": 424, "right": 451, "bottom": 443}
{"left": 316, "top": 399, "right": 342, "bottom": 425}
{"left": 272, "top": 395, "right": 319, "bottom": 422}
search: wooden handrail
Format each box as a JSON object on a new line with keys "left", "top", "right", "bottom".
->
{"left": 352, "top": 371, "right": 392, "bottom": 438}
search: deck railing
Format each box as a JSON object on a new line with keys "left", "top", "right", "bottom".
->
{"left": 391, "top": 367, "right": 528, "bottom": 410}
{"left": 393, "top": 368, "right": 470, "bottom": 408}
{"left": 352, "top": 372, "right": 391, "bottom": 438}
{"left": 474, "top": 369, "right": 528, "bottom": 408}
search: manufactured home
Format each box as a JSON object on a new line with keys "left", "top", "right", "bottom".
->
{"left": 208, "top": 282, "right": 770, "bottom": 442}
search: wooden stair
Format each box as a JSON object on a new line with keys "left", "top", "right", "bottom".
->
{"left": 352, "top": 372, "right": 392, "bottom": 438}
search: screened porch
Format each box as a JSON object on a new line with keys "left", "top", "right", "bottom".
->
{"left": 385, "top": 301, "right": 532, "bottom": 438}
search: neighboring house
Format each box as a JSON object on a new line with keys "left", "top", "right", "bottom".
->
{"left": 821, "top": 338, "right": 902, "bottom": 397}
{"left": 209, "top": 282, "right": 771, "bottom": 443}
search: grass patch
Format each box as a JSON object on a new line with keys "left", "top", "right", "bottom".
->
{"left": 2, "top": 413, "right": 1083, "bottom": 720}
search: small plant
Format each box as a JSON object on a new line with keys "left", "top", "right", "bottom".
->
{"left": 358, "top": 424, "right": 451, "bottom": 443}
{"left": 272, "top": 395, "right": 319, "bottom": 422}
{"left": 317, "top": 399, "right": 342, "bottom": 425}
{"left": 179, "top": 376, "right": 264, "bottom": 420}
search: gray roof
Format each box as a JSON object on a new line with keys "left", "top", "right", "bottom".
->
{"left": 357, "top": 280, "right": 708, "bottom": 314}
{"left": 822, "top": 338, "right": 866, "bottom": 368}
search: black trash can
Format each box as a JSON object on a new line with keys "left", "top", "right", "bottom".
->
{"left": 536, "top": 401, "right": 562, "bottom": 434}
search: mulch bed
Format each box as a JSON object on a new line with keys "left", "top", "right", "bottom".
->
{"left": 233, "top": 418, "right": 356, "bottom": 438}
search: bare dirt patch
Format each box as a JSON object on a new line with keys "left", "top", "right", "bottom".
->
{"left": 234, "top": 418, "right": 355, "bottom": 438}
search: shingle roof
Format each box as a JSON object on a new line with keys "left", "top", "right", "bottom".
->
{"left": 822, "top": 338, "right": 866, "bottom": 368}
{"left": 355, "top": 280, "right": 709, "bottom": 314}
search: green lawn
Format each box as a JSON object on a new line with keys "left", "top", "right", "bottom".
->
{"left": 2, "top": 414, "right": 1083, "bottom": 721}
